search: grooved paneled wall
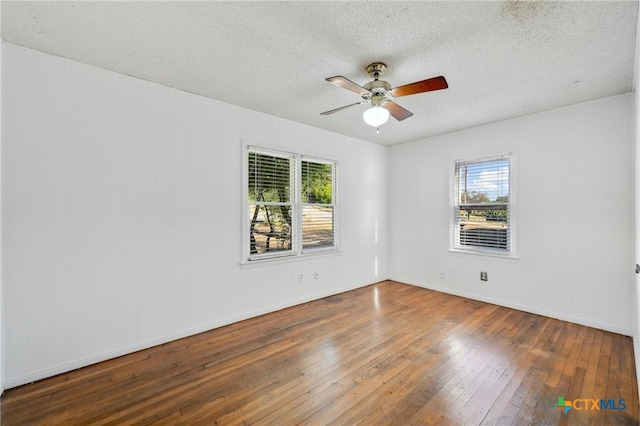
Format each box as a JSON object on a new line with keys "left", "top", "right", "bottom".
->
{"left": 2, "top": 43, "right": 389, "bottom": 388}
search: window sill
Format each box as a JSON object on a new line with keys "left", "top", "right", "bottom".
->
{"left": 240, "top": 248, "right": 342, "bottom": 269}
{"left": 448, "top": 248, "right": 520, "bottom": 261}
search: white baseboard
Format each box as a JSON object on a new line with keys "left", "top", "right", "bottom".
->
{"left": 392, "top": 276, "right": 633, "bottom": 337}
{"left": 4, "top": 278, "right": 379, "bottom": 389}
{"left": 635, "top": 336, "right": 640, "bottom": 402}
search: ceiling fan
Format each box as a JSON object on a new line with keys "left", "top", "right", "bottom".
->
{"left": 321, "top": 62, "right": 448, "bottom": 128}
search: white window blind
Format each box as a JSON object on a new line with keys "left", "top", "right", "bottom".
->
{"left": 248, "top": 151, "right": 295, "bottom": 257}
{"left": 453, "top": 155, "right": 511, "bottom": 254}
{"left": 301, "top": 160, "right": 335, "bottom": 250}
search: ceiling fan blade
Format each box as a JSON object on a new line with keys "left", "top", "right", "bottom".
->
{"left": 326, "top": 76, "right": 370, "bottom": 95}
{"left": 320, "top": 100, "right": 368, "bottom": 115}
{"left": 382, "top": 101, "right": 413, "bottom": 121}
{"left": 391, "top": 76, "right": 448, "bottom": 98}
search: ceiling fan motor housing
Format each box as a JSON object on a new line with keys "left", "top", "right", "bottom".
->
{"left": 364, "top": 80, "right": 391, "bottom": 92}
{"left": 363, "top": 80, "right": 392, "bottom": 104}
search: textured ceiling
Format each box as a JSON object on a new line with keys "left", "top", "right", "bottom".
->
{"left": 1, "top": 1, "right": 638, "bottom": 146}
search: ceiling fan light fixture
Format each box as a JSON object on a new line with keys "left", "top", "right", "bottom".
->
{"left": 321, "top": 63, "right": 448, "bottom": 126}
{"left": 363, "top": 106, "right": 389, "bottom": 127}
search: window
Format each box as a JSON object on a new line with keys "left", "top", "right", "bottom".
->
{"left": 301, "top": 160, "right": 335, "bottom": 250}
{"left": 246, "top": 146, "right": 337, "bottom": 261}
{"left": 453, "top": 154, "right": 512, "bottom": 255}
{"left": 248, "top": 151, "right": 295, "bottom": 257}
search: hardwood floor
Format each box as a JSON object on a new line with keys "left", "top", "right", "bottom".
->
{"left": 2, "top": 280, "right": 638, "bottom": 425}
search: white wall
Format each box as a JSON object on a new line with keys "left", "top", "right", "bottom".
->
{"left": 1, "top": 43, "right": 389, "bottom": 388}
{"left": 0, "top": 36, "right": 4, "bottom": 395}
{"left": 633, "top": 8, "right": 640, "bottom": 403}
{"left": 390, "top": 93, "right": 635, "bottom": 335}
{"left": 634, "top": 84, "right": 640, "bottom": 412}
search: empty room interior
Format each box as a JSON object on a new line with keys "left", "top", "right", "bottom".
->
{"left": 2, "top": 1, "right": 640, "bottom": 424}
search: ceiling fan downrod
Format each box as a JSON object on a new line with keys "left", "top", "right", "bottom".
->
{"left": 366, "top": 62, "right": 387, "bottom": 80}
{"left": 363, "top": 62, "right": 392, "bottom": 97}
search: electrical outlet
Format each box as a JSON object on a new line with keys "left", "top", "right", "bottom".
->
{"left": 480, "top": 272, "right": 488, "bottom": 281}
{"left": 314, "top": 271, "right": 320, "bottom": 280}
{"left": 298, "top": 273, "right": 304, "bottom": 282}
{"left": 439, "top": 271, "right": 445, "bottom": 279}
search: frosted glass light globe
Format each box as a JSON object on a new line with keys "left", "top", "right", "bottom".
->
{"left": 363, "top": 106, "right": 390, "bottom": 127}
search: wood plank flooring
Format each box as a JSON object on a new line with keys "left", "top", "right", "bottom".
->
{"left": 2, "top": 280, "right": 638, "bottom": 425}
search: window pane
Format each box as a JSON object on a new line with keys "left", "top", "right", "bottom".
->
{"left": 456, "top": 159, "right": 509, "bottom": 205}
{"left": 249, "top": 204, "right": 292, "bottom": 255}
{"left": 302, "top": 206, "right": 334, "bottom": 249}
{"left": 457, "top": 205, "right": 508, "bottom": 250}
{"left": 248, "top": 152, "right": 291, "bottom": 203}
{"left": 301, "top": 161, "right": 333, "bottom": 204}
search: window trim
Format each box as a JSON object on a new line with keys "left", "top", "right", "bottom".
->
{"left": 449, "top": 152, "right": 517, "bottom": 258}
{"left": 243, "top": 144, "right": 339, "bottom": 262}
